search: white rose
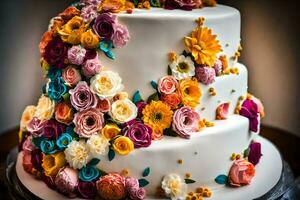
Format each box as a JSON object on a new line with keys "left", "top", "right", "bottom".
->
{"left": 170, "top": 55, "right": 195, "bottom": 80}
{"left": 90, "top": 71, "right": 124, "bottom": 99}
{"left": 161, "top": 174, "right": 187, "bottom": 200}
{"left": 109, "top": 98, "right": 137, "bottom": 123}
{"left": 34, "top": 95, "right": 55, "bottom": 121}
{"left": 64, "top": 140, "right": 91, "bottom": 169}
{"left": 86, "top": 134, "right": 110, "bottom": 159}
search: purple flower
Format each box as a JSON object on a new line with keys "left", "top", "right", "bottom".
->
{"left": 248, "top": 142, "right": 262, "bottom": 165}
{"left": 136, "top": 101, "right": 147, "bottom": 118}
{"left": 43, "top": 119, "right": 66, "bottom": 140}
{"left": 69, "top": 81, "right": 98, "bottom": 111}
{"left": 130, "top": 188, "right": 146, "bottom": 200}
{"left": 77, "top": 181, "right": 97, "bottom": 199}
{"left": 81, "top": 5, "right": 98, "bottom": 22}
{"left": 112, "top": 24, "right": 130, "bottom": 48}
{"left": 123, "top": 120, "right": 152, "bottom": 148}
{"left": 164, "top": 0, "right": 195, "bottom": 10}
{"left": 44, "top": 37, "right": 68, "bottom": 69}
{"left": 82, "top": 57, "right": 102, "bottom": 77}
{"left": 55, "top": 167, "right": 79, "bottom": 198}
{"left": 31, "top": 149, "right": 43, "bottom": 170}
{"left": 67, "top": 45, "right": 86, "bottom": 65}
{"left": 172, "top": 106, "right": 200, "bottom": 139}
{"left": 84, "top": 49, "right": 97, "bottom": 61}
{"left": 80, "top": 0, "right": 102, "bottom": 6}
{"left": 239, "top": 99, "right": 259, "bottom": 132}
{"left": 195, "top": 66, "right": 216, "bottom": 85}
{"left": 125, "top": 177, "right": 139, "bottom": 192}
{"left": 27, "top": 117, "right": 46, "bottom": 137}
{"left": 93, "top": 13, "right": 116, "bottom": 39}
{"left": 213, "top": 59, "right": 223, "bottom": 76}
{"left": 42, "top": 173, "right": 56, "bottom": 190}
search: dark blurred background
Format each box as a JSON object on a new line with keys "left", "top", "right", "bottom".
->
{"left": 0, "top": 0, "right": 299, "bottom": 137}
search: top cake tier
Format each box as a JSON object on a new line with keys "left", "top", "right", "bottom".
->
{"left": 101, "top": 5, "right": 241, "bottom": 97}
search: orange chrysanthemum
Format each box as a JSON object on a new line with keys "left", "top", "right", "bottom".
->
{"left": 184, "top": 26, "right": 222, "bottom": 66}
{"left": 142, "top": 101, "right": 173, "bottom": 140}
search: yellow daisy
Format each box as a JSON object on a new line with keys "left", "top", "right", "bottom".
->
{"left": 179, "top": 78, "right": 201, "bottom": 108}
{"left": 184, "top": 26, "right": 222, "bottom": 66}
{"left": 142, "top": 101, "right": 173, "bottom": 140}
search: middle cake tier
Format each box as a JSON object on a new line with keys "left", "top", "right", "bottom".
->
{"left": 96, "top": 114, "right": 252, "bottom": 197}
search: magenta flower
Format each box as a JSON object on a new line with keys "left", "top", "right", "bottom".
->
{"left": 172, "top": 106, "right": 200, "bottom": 139}
{"left": 44, "top": 37, "right": 68, "bottom": 69}
{"left": 55, "top": 167, "right": 79, "bottom": 198}
{"left": 195, "top": 66, "right": 216, "bottom": 85}
{"left": 67, "top": 45, "right": 86, "bottom": 65}
{"left": 82, "top": 58, "right": 102, "bottom": 77}
{"left": 93, "top": 13, "right": 116, "bottom": 39}
{"left": 31, "top": 149, "right": 43, "bottom": 170}
{"left": 112, "top": 24, "right": 130, "bottom": 48}
{"left": 43, "top": 119, "right": 66, "bottom": 140}
{"left": 239, "top": 99, "right": 259, "bottom": 132}
{"left": 69, "top": 81, "right": 98, "bottom": 111}
{"left": 164, "top": 0, "right": 195, "bottom": 10}
{"left": 77, "top": 181, "right": 97, "bottom": 199}
{"left": 248, "top": 142, "right": 262, "bottom": 166}
{"left": 136, "top": 101, "right": 147, "bottom": 119}
{"left": 123, "top": 120, "right": 152, "bottom": 148}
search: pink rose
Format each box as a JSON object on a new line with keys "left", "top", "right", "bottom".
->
{"left": 96, "top": 98, "right": 111, "bottom": 113}
{"left": 22, "top": 136, "right": 35, "bottom": 154}
{"left": 67, "top": 45, "right": 86, "bottom": 65}
{"left": 73, "top": 108, "right": 104, "bottom": 138}
{"left": 216, "top": 103, "right": 230, "bottom": 120}
{"left": 62, "top": 66, "right": 82, "bottom": 87}
{"left": 26, "top": 117, "right": 46, "bottom": 137}
{"left": 130, "top": 188, "right": 146, "bottom": 200}
{"left": 172, "top": 106, "right": 200, "bottom": 139}
{"left": 82, "top": 57, "right": 102, "bottom": 77}
{"left": 55, "top": 167, "right": 79, "bottom": 198}
{"left": 158, "top": 76, "right": 178, "bottom": 95}
{"left": 251, "top": 96, "right": 265, "bottom": 118}
{"left": 22, "top": 152, "right": 34, "bottom": 174}
{"left": 81, "top": 5, "right": 98, "bottom": 22}
{"left": 195, "top": 66, "right": 216, "bottom": 85}
{"left": 112, "top": 24, "right": 130, "bottom": 48}
{"left": 96, "top": 173, "right": 126, "bottom": 200}
{"left": 69, "top": 81, "right": 98, "bottom": 111}
{"left": 229, "top": 159, "right": 256, "bottom": 187}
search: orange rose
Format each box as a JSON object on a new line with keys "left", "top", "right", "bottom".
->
{"left": 59, "top": 6, "right": 81, "bottom": 22}
{"left": 55, "top": 103, "right": 74, "bottom": 125}
{"left": 161, "top": 93, "right": 181, "bottom": 109}
{"left": 81, "top": 29, "right": 100, "bottom": 49}
{"left": 49, "top": 17, "right": 64, "bottom": 35}
{"left": 39, "top": 31, "right": 53, "bottom": 55}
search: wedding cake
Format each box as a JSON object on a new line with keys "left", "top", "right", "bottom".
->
{"left": 17, "top": 0, "right": 282, "bottom": 199}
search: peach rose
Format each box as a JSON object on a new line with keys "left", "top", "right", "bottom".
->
{"left": 96, "top": 173, "right": 126, "bottom": 200}
{"left": 55, "top": 103, "right": 74, "bottom": 125}
{"left": 62, "top": 66, "right": 82, "bottom": 87}
{"left": 229, "top": 159, "right": 255, "bottom": 187}
{"left": 96, "top": 98, "right": 111, "bottom": 113}
{"left": 158, "top": 76, "right": 178, "bottom": 95}
{"left": 20, "top": 105, "right": 36, "bottom": 131}
{"left": 161, "top": 93, "right": 181, "bottom": 109}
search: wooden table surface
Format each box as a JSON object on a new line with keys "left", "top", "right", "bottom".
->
{"left": 0, "top": 126, "right": 299, "bottom": 199}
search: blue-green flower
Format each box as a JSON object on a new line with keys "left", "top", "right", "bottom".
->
{"left": 79, "top": 166, "right": 100, "bottom": 182}
{"left": 48, "top": 77, "right": 68, "bottom": 102}
{"left": 56, "top": 133, "right": 73, "bottom": 150}
{"left": 99, "top": 40, "right": 115, "bottom": 60}
{"left": 40, "top": 139, "right": 57, "bottom": 154}
{"left": 47, "top": 68, "right": 62, "bottom": 81}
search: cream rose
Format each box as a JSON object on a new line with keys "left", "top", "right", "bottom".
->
{"left": 161, "top": 174, "right": 187, "bottom": 200}
{"left": 64, "top": 140, "right": 91, "bottom": 169}
{"left": 20, "top": 106, "right": 36, "bottom": 131}
{"left": 109, "top": 99, "right": 137, "bottom": 123}
{"left": 34, "top": 95, "right": 55, "bottom": 121}
{"left": 86, "top": 134, "right": 110, "bottom": 159}
{"left": 90, "top": 71, "right": 124, "bottom": 99}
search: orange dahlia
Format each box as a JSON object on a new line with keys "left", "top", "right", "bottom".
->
{"left": 184, "top": 26, "right": 222, "bottom": 66}
{"left": 178, "top": 78, "right": 201, "bottom": 108}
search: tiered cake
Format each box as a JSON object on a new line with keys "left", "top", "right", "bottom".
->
{"left": 17, "top": 0, "right": 282, "bottom": 200}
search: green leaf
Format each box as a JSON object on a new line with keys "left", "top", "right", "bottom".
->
{"left": 185, "top": 178, "right": 196, "bottom": 184}
{"left": 215, "top": 174, "right": 228, "bottom": 185}
{"left": 150, "top": 0, "right": 161, "bottom": 7}
{"left": 133, "top": 91, "right": 142, "bottom": 104}
{"left": 147, "top": 93, "right": 159, "bottom": 103}
{"left": 167, "top": 66, "right": 172, "bottom": 75}
{"left": 98, "top": 169, "right": 108, "bottom": 176}
{"left": 88, "top": 158, "right": 101, "bottom": 166}
{"left": 108, "top": 148, "right": 116, "bottom": 161}
{"left": 142, "top": 167, "right": 151, "bottom": 177}
{"left": 131, "top": 0, "right": 139, "bottom": 6}
{"left": 164, "top": 128, "right": 178, "bottom": 137}
{"left": 138, "top": 179, "right": 149, "bottom": 187}
{"left": 244, "top": 148, "right": 250, "bottom": 158}
{"left": 63, "top": 93, "right": 70, "bottom": 102}
{"left": 150, "top": 80, "right": 158, "bottom": 90}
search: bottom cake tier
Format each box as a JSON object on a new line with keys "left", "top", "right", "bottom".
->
{"left": 16, "top": 115, "right": 283, "bottom": 199}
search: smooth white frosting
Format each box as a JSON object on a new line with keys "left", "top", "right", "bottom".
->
{"left": 101, "top": 5, "right": 241, "bottom": 109}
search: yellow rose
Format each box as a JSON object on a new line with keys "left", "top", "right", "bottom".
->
{"left": 81, "top": 29, "right": 100, "bottom": 49}
{"left": 35, "top": 95, "right": 55, "bottom": 121}
{"left": 101, "top": 123, "right": 121, "bottom": 140}
{"left": 113, "top": 136, "right": 134, "bottom": 155}
{"left": 20, "top": 105, "right": 36, "bottom": 131}
{"left": 179, "top": 78, "right": 201, "bottom": 108}
{"left": 42, "top": 152, "right": 66, "bottom": 177}
{"left": 58, "top": 16, "right": 88, "bottom": 44}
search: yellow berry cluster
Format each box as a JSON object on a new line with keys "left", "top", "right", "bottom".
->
{"left": 231, "top": 153, "right": 241, "bottom": 161}
{"left": 234, "top": 95, "right": 245, "bottom": 114}
{"left": 186, "top": 187, "right": 212, "bottom": 200}
{"left": 230, "top": 67, "right": 239, "bottom": 75}
{"left": 231, "top": 44, "right": 243, "bottom": 61}
{"left": 209, "top": 88, "right": 217, "bottom": 96}
{"left": 195, "top": 17, "right": 205, "bottom": 27}
{"left": 121, "top": 169, "right": 130, "bottom": 176}
{"left": 168, "top": 51, "right": 177, "bottom": 63}
{"left": 199, "top": 119, "right": 215, "bottom": 129}
{"left": 137, "top": 1, "right": 151, "bottom": 9}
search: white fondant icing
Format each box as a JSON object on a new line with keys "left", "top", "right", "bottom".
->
{"left": 16, "top": 136, "right": 283, "bottom": 200}
{"left": 101, "top": 5, "right": 241, "bottom": 104}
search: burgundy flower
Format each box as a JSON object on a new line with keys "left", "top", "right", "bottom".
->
{"left": 248, "top": 142, "right": 262, "bottom": 166}
{"left": 123, "top": 120, "right": 152, "bottom": 148}
{"left": 84, "top": 49, "right": 97, "bottom": 62}
{"left": 239, "top": 99, "right": 259, "bottom": 132}
{"left": 42, "top": 173, "right": 56, "bottom": 190}
{"left": 77, "top": 181, "right": 97, "bottom": 199}
{"left": 164, "top": 0, "right": 195, "bottom": 10}
{"left": 31, "top": 149, "right": 43, "bottom": 170}
{"left": 43, "top": 119, "right": 66, "bottom": 140}
{"left": 136, "top": 101, "right": 147, "bottom": 119}
{"left": 93, "top": 13, "right": 116, "bottom": 39}
{"left": 44, "top": 37, "right": 69, "bottom": 69}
